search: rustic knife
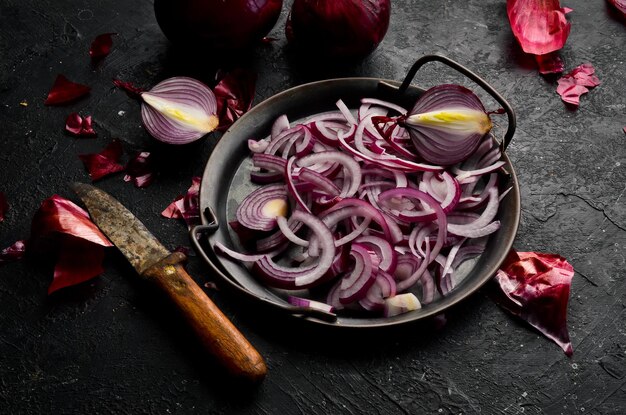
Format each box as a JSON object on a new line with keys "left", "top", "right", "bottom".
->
{"left": 72, "top": 183, "right": 267, "bottom": 382}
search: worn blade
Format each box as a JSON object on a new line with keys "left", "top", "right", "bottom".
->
{"left": 72, "top": 183, "right": 170, "bottom": 274}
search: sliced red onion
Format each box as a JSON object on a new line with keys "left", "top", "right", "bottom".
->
{"left": 354, "top": 235, "right": 397, "bottom": 274}
{"left": 297, "top": 151, "right": 361, "bottom": 198}
{"left": 378, "top": 188, "right": 447, "bottom": 226}
{"left": 214, "top": 241, "right": 269, "bottom": 262}
{"left": 277, "top": 216, "right": 309, "bottom": 247}
{"left": 396, "top": 241, "right": 431, "bottom": 292}
{"left": 383, "top": 293, "right": 421, "bottom": 317}
{"left": 287, "top": 295, "right": 334, "bottom": 314}
{"left": 140, "top": 77, "right": 218, "bottom": 145}
{"left": 264, "top": 125, "right": 311, "bottom": 157}
{"left": 286, "top": 157, "right": 312, "bottom": 214}
{"left": 339, "top": 124, "right": 442, "bottom": 173}
{"left": 336, "top": 99, "right": 358, "bottom": 125}
{"left": 448, "top": 187, "right": 499, "bottom": 237}
{"left": 249, "top": 138, "right": 270, "bottom": 153}
{"left": 339, "top": 244, "right": 376, "bottom": 304}
{"left": 359, "top": 271, "right": 397, "bottom": 311}
{"left": 308, "top": 120, "right": 351, "bottom": 146}
{"left": 455, "top": 161, "right": 506, "bottom": 184}
{"left": 253, "top": 210, "right": 335, "bottom": 289}
{"left": 418, "top": 270, "right": 436, "bottom": 304}
{"left": 256, "top": 218, "right": 305, "bottom": 252}
{"left": 327, "top": 279, "right": 346, "bottom": 311}
{"left": 272, "top": 114, "right": 290, "bottom": 139}
{"left": 321, "top": 198, "right": 402, "bottom": 244}
{"left": 235, "top": 184, "right": 288, "bottom": 232}
{"left": 361, "top": 98, "right": 407, "bottom": 115}
{"left": 216, "top": 95, "right": 506, "bottom": 317}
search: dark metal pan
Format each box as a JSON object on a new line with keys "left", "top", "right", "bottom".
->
{"left": 191, "top": 55, "right": 520, "bottom": 328}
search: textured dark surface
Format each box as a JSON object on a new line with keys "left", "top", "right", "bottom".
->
{"left": 0, "top": 0, "right": 625, "bottom": 414}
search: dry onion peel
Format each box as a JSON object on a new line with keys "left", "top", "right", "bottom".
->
{"left": 30, "top": 195, "right": 112, "bottom": 294}
{"left": 65, "top": 113, "right": 97, "bottom": 137}
{"left": 89, "top": 33, "right": 116, "bottom": 62}
{"left": 45, "top": 75, "right": 90, "bottom": 106}
{"left": 556, "top": 63, "right": 601, "bottom": 106}
{"left": 490, "top": 250, "right": 575, "bottom": 356}
{"left": 78, "top": 139, "right": 125, "bottom": 181}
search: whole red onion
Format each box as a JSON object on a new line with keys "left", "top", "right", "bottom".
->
{"left": 154, "top": 0, "right": 283, "bottom": 51}
{"left": 287, "top": 0, "right": 391, "bottom": 60}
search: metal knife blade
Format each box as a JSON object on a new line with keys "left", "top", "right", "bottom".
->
{"left": 72, "top": 183, "right": 170, "bottom": 274}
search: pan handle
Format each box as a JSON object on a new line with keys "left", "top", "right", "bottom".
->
{"left": 189, "top": 208, "right": 337, "bottom": 323}
{"left": 398, "top": 54, "right": 516, "bottom": 151}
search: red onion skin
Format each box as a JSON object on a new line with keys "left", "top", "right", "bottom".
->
{"left": 288, "top": 0, "right": 391, "bottom": 60}
{"left": 154, "top": 0, "right": 283, "bottom": 51}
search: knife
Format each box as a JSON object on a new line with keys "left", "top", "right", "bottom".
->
{"left": 72, "top": 183, "right": 267, "bottom": 382}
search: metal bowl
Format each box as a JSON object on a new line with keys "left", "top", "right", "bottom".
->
{"left": 191, "top": 55, "right": 520, "bottom": 328}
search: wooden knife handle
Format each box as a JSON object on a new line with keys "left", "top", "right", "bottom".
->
{"left": 142, "top": 252, "right": 267, "bottom": 382}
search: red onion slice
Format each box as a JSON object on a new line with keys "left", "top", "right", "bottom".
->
{"left": 287, "top": 296, "right": 334, "bottom": 314}
{"left": 253, "top": 210, "right": 335, "bottom": 289}
{"left": 354, "top": 235, "right": 397, "bottom": 274}
{"left": 383, "top": 293, "right": 421, "bottom": 317}
{"left": 235, "top": 184, "right": 289, "bottom": 232}
{"left": 339, "top": 244, "right": 376, "bottom": 304}
{"left": 447, "top": 187, "right": 499, "bottom": 237}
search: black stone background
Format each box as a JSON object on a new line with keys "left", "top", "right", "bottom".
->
{"left": 1, "top": 0, "right": 625, "bottom": 414}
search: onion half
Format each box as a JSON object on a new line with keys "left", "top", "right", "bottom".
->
{"left": 141, "top": 77, "right": 219, "bottom": 145}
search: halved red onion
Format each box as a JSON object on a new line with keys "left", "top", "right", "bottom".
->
{"left": 140, "top": 77, "right": 219, "bottom": 145}
{"left": 403, "top": 85, "right": 493, "bottom": 165}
